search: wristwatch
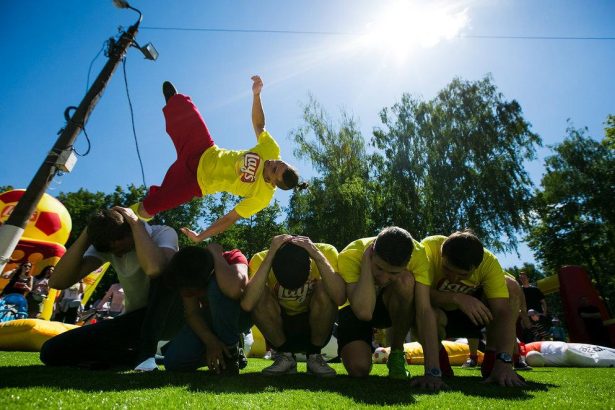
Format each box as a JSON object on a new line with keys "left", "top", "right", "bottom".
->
{"left": 496, "top": 352, "right": 513, "bottom": 364}
{"left": 425, "top": 367, "right": 442, "bottom": 378}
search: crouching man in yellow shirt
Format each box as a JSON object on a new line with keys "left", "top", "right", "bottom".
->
{"left": 241, "top": 235, "right": 345, "bottom": 377}
{"left": 337, "top": 227, "right": 446, "bottom": 391}
{"left": 419, "top": 231, "right": 526, "bottom": 387}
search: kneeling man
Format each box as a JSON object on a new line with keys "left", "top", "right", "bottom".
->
{"left": 337, "top": 227, "right": 445, "bottom": 390}
{"left": 419, "top": 230, "right": 526, "bottom": 387}
{"left": 241, "top": 235, "right": 344, "bottom": 377}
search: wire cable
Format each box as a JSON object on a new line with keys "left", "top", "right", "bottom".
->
{"left": 122, "top": 57, "right": 147, "bottom": 188}
{"left": 86, "top": 41, "right": 107, "bottom": 93}
{"left": 140, "top": 26, "right": 615, "bottom": 41}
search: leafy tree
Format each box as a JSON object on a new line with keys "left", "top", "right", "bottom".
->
{"left": 287, "top": 97, "right": 376, "bottom": 251}
{"left": 371, "top": 75, "right": 541, "bottom": 252}
{"left": 527, "top": 121, "right": 615, "bottom": 310}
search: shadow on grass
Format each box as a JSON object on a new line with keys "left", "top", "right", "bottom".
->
{"left": 0, "top": 365, "right": 554, "bottom": 406}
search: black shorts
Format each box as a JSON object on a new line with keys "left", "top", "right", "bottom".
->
{"left": 443, "top": 309, "right": 483, "bottom": 339}
{"left": 268, "top": 310, "right": 333, "bottom": 353}
{"left": 337, "top": 291, "right": 391, "bottom": 354}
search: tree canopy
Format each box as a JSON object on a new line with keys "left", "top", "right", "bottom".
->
{"left": 527, "top": 122, "right": 615, "bottom": 309}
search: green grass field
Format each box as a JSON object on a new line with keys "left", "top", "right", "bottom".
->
{"left": 1, "top": 352, "right": 614, "bottom": 409}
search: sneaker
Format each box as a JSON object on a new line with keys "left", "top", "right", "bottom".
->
{"left": 307, "top": 353, "right": 336, "bottom": 378}
{"left": 134, "top": 356, "right": 158, "bottom": 372}
{"left": 163, "top": 81, "right": 177, "bottom": 103}
{"left": 514, "top": 359, "right": 533, "bottom": 371}
{"left": 220, "top": 344, "right": 243, "bottom": 376}
{"left": 461, "top": 357, "right": 478, "bottom": 368}
{"left": 387, "top": 350, "right": 409, "bottom": 380}
{"left": 262, "top": 352, "right": 297, "bottom": 376}
{"left": 129, "top": 202, "right": 153, "bottom": 222}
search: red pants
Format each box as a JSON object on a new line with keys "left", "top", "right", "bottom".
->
{"left": 142, "top": 95, "right": 214, "bottom": 216}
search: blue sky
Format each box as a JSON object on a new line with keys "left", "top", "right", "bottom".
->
{"left": 1, "top": 0, "right": 614, "bottom": 269}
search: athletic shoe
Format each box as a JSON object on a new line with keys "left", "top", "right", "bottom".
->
{"left": 307, "top": 353, "right": 336, "bottom": 378}
{"left": 387, "top": 350, "right": 409, "bottom": 380}
{"left": 134, "top": 356, "right": 158, "bottom": 372}
{"left": 163, "top": 81, "right": 177, "bottom": 103}
{"left": 262, "top": 352, "right": 297, "bottom": 376}
{"left": 129, "top": 202, "right": 153, "bottom": 222}
{"left": 461, "top": 357, "right": 478, "bottom": 368}
{"left": 219, "top": 344, "right": 243, "bottom": 376}
{"left": 514, "top": 359, "right": 533, "bottom": 371}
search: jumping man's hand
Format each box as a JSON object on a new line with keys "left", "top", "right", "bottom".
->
{"left": 180, "top": 227, "right": 205, "bottom": 243}
{"left": 251, "top": 75, "right": 263, "bottom": 95}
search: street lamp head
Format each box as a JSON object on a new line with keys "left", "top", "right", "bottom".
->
{"left": 139, "top": 42, "right": 158, "bottom": 61}
{"left": 112, "top": 0, "right": 131, "bottom": 9}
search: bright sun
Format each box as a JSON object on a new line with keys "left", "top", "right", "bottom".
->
{"left": 360, "top": 1, "right": 469, "bottom": 60}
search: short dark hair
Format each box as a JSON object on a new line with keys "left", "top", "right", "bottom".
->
{"left": 280, "top": 167, "right": 309, "bottom": 191}
{"left": 374, "top": 226, "right": 414, "bottom": 267}
{"left": 271, "top": 242, "right": 310, "bottom": 290}
{"left": 441, "top": 230, "right": 484, "bottom": 271}
{"left": 87, "top": 209, "right": 132, "bottom": 252}
{"left": 164, "top": 246, "right": 214, "bottom": 290}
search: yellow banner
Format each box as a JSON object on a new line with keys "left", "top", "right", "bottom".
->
{"left": 40, "top": 262, "right": 110, "bottom": 321}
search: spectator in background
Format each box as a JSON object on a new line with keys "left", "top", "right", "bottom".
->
{"left": 519, "top": 272, "right": 547, "bottom": 316}
{"left": 54, "top": 281, "right": 84, "bottom": 324}
{"left": 96, "top": 283, "right": 125, "bottom": 318}
{"left": 527, "top": 309, "right": 551, "bottom": 341}
{"left": 550, "top": 317, "right": 566, "bottom": 342}
{"left": 27, "top": 266, "right": 54, "bottom": 318}
{"left": 578, "top": 296, "right": 610, "bottom": 347}
{"left": 1, "top": 262, "right": 33, "bottom": 297}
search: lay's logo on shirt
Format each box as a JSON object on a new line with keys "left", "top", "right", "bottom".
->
{"left": 275, "top": 280, "right": 315, "bottom": 304}
{"left": 436, "top": 278, "right": 479, "bottom": 295}
{"left": 240, "top": 152, "right": 261, "bottom": 183}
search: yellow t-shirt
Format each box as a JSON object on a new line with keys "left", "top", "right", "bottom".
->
{"left": 418, "top": 235, "right": 509, "bottom": 302}
{"left": 196, "top": 130, "right": 281, "bottom": 218}
{"left": 248, "top": 243, "right": 339, "bottom": 316}
{"left": 337, "top": 237, "right": 431, "bottom": 286}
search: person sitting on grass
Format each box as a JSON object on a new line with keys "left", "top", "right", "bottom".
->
{"left": 336, "top": 227, "right": 446, "bottom": 391}
{"left": 162, "top": 244, "right": 252, "bottom": 375}
{"left": 130, "top": 75, "right": 306, "bottom": 243}
{"left": 241, "top": 235, "right": 344, "bottom": 377}
{"left": 418, "top": 230, "right": 526, "bottom": 387}
{"left": 40, "top": 207, "right": 183, "bottom": 371}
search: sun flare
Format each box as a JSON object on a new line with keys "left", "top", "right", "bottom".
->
{"left": 361, "top": 1, "right": 469, "bottom": 60}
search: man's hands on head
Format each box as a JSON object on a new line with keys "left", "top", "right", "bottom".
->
{"left": 112, "top": 206, "right": 140, "bottom": 227}
{"left": 288, "top": 236, "right": 319, "bottom": 258}
{"left": 455, "top": 293, "right": 493, "bottom": 326}
{"left": 270, "top": 234, "right": 293, "bottom": 254}
{"left": 251, "top": 75, "right": 263, "bottom": 95}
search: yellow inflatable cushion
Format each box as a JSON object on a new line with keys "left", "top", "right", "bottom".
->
{"left": 373, "top": 341, "right": 484, "bottom": 365}
{"left": 0, "top": 319, "right": 78, "bottom": 351}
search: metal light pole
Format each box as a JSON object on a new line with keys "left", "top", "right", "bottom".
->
{"left": 0, "top": 1, "right": 156, "bottom": 272}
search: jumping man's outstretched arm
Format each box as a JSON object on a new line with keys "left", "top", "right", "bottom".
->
{"left": 251, "top": 75, "right": 265, "bottom": 138}
{"left": 181, "top": 210, "right": 242, "bottom": 243}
